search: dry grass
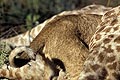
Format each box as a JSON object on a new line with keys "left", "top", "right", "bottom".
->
{"left": 0, "top": 42, "right": 10, "bottom": 68}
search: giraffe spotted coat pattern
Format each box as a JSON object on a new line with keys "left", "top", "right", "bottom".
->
{"left": 0, "top": 5, "right": 112, "bottom": 80}
{"left": 0, "top": 5, "right": 111, "bottom": 68}
{"left": 79, "top": 6, "right": 120, "bottom": 80}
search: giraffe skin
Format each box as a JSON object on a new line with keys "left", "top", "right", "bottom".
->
{"left": 0, "top": 4, "right": 111, "bottom": 68}
{"left": 0, "top": 4, "right": 112, "bottom": 79}
{"left": 7, "top": 4, "right": 108, "bottom": 68}
{"left": 79, "top": 5, "right": 120, "bottom": 80}
{"left": 5, "top": 4, "right": 111, "bottom": 80}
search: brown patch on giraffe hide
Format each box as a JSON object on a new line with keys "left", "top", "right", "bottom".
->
{"left": 112, "top": 72, "right": 120, "bottom": 79}
{"left": 106, "top": 56, "right": 116, "bottom": 63}
{"left": 1, "top": 69, "right": 6, "bottom": 76}
{"left": 100, "top": 20, "right": 109, "bottom": 26}
{"left": 116, "top": 46, "right": 120, "bottom": 52}
{"left": 30, "top": 76, "right": 34, "bottom": 80}
{"left": 108, "top": 34, "right": 114, "bottom": 39}
{"left": 114, "top": 36, "right": 120, "bottom": 43}
{"left": 85, "top": 75, "right": 96, "bottom": 80}
{"left": 104, "top": 10, "right": 116, "bottom": 21}
{"left": 84, "top": 67, "right": 91, "bottom": 74}
{"left": 103, "top": 27, "right": 111, "bottom": 33}
{"left": 87, "top": 51, "right": 97, "bottom": 62}
{"left": 103, "top": 45, "right": 114, "bottom": 53}
{"left": 9, "top": 69, "right": 13, "bottom": 77}
{"left": 92, "top": 44, "right": 101, "bottom": 50}
{"left": 98, "top": 68, "right": 108, "bottom": 80}
{"left": 95, "top": 34, "right": 101, "bottom": 40}
{"left": 92, "top": 50, "right": 99, "bottom": 55}
{"left": 91, "top": 64, "right": 101, "bottom": 71}
{"left": 110, "top": 19, "right": 118, "bottom": 26}
{"left": 107, "top": 62, "right": 117, "bottom": 70}
{"left": 103, "top": 38, "right": 111, "bottom": 44}
{"left": 90, "top": 42, "right": 96, "bottom": 49}
{"left": 105, "top": 14, "right": 116, "bottom": 21}
{"left": 98, "top": 52, "right": 105, "bottom": 63}
{"left": 104, "top": 10, "right": 115, "bottom": 18}
{"left": 113, "top": 25, "right": 119, "bottom": 31}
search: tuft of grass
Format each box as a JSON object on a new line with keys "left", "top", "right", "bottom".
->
{"left": 0, "top": 42, "right": 10, "bottom": 68}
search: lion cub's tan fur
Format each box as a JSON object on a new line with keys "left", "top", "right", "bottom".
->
{"left": 19, "top": 13, "right": 101, "bottom": 80}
